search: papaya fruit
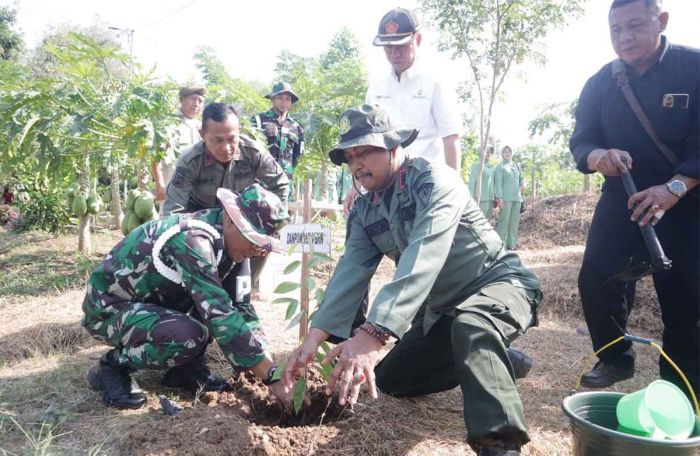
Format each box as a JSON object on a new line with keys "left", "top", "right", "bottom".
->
{"left": 125, "top": 189, "right": 141, "bottom": 211}
{"left": 126, "top": 212, "right": 141, "bottom": 234}
{"left": 66, "top": 182, "right": 80, "bottom": 198}
{"left": 72, "top": 193, "right": 88, "bottom": 217}
{"left": 134, "top": 192, "right": 156, "bottom": 219}
{"left": 120, "top": 211, "right": 130, "bottom": 235}
{"left": 87, "top": 194, "right": 102, "bottom": 215}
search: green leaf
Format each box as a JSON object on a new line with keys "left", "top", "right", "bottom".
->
{"left": 314, "top": 362, "right": 334, "bottom": 381}
{"left": 272, "top": 360, "right": 286, "bottom": 382}
{"left": 319, "top": 341, "right": 332, "bottom": 355}
{"left": 283, "top": 260, "right": 301, "bottom": 274}
{"left": 286, "top": 243, "right": 298, "bottom": 256}
{"left": 286, "top": 310, "right": 305, "bottom": 330}
{"left": 308, "top": 252, "right": 334, "bottom": 268}
{"left": 274, "top": 282, "right": 301, "bottom": 294}
{"left": 271, "top": 297, "right": 298, "bottom": 306}
{"left": 285, "top": 300, "right": 299, "bottom": 320}
{"left": 314, "top": 288, "right": 325, "bottom": 304}
{"left": 304, "top": 277, "right": 315, "bottom": 292}
{"left": 293, "top": 377, "right": 307, "bottom": 415}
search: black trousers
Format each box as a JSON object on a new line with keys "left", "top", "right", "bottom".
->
{"left": 579, "top": 190, "right": 699, "bottom": 398}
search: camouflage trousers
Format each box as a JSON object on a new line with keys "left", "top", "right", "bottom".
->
{"left": 82, "top": 294, "right": 209, "bottom": 371}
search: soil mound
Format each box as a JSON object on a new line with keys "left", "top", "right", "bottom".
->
{"left": 519, "top": 193, "right": 599, "bottom": 249}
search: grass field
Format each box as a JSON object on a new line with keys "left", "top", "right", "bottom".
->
{"left": 0, "top": 195, "right": 666, "bottom": 455}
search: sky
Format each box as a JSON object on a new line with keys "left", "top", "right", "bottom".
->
{"left": 5, "top": 0, "right": 700, "bottom": 148}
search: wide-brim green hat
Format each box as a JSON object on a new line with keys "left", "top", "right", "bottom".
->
{"left": 265, "top": 81, "right": 299, "bottom": 103}
{"left": 328, "top": 104, "right": 418, "bottom": 166}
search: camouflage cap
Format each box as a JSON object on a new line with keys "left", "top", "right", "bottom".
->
{"left": 217, "top": 184, "right": 288, "bottom": 253}
{"left": 373, "top": 8, "right": 420, "bottom": 46}
{"left": 328, "top": 104, "right": 418, "bottom": 166}
{"left": 265, "top": 82, "right": 299, "bottom": 103}
{"left": 179, "top": 86, "right": 207, "bottom": 98}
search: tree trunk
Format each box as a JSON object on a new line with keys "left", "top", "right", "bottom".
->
{"left": 319, "top": 161, "right": 329, "bottom": 202}
{"left": 583, "top": 174, "right": 591, "bottom": 193}
{"left": 78, "top": 153, "right": 91, "bottom": 255}
{"left": 110, "top": 168, "right": 123, "bottom": 230}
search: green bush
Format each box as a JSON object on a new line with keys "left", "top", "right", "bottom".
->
{"left": 14, "top": 187, "right": 71, "bottom": 233}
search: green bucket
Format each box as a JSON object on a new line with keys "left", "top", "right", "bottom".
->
{"left": 562, "top": 392, "right": 700, "bottom": 455}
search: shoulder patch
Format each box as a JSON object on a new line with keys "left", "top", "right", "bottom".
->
{"left": 414, "top": 182, "right": 434, "bottom": 208}
{"left": 172, "top": 166, "right": 188, "bottom": 188}
{"left": 363, "top": 219, "right": 390, "bottom": 238}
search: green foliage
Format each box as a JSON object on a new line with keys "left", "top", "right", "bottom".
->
{"left": 13, "top": 185, "right": 71, "bottom": 233}
{"left": 292, "top": 377, "right": 307, "bottom": 415}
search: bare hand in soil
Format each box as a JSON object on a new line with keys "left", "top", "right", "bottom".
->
{"left": 324, "top": 331, "right": 382, "bottom": 406}
{"left": 284, "top": 328, "right": 328, "bottom": 386}
{"left": 268, "top": 379, "right": 297, "bottom": 412}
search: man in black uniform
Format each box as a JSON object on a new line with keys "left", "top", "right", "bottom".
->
{"left": 569, "top": 0, "right": 698, "bottom": 398}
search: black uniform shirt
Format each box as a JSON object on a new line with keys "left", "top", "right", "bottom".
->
{"left": 570, "top": 37, "right": 699, "bottom": 194}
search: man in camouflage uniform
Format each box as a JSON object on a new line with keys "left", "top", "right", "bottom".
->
{"left": 162, "top": 102, "right": 289, "bottom": 215}
{"left": 252, "top": 82, "right": 304, "bottom": 200}
{"left": 83, "top": 184, "right": 294, "bottom": 410}
{"left": 285, "top": 105, "right": 541, "bottom": 456}
{"left": 151, "top": 86, "right": 206, "bottom": 204}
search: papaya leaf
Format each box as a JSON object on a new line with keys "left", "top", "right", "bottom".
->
{"left": 274, "top": 281, "right": 300, "bottom": 294}
{"left": 285, "top": 300, "right": 299, "bottom": 320}
{"left": 293, "top": 377, "right": 307, "bottom": 415}
{"left": 283, "top": 260, "right": 301, "bottom": 274}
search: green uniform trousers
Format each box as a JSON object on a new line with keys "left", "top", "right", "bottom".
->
{"left": 497, "top": 201, "right": 522, "bottom": 250}
{"left": 375, "top": 283, "right": 536, "bottom": 446}
{"left": 479, "top": 201, "right": 493, "bottom": 219}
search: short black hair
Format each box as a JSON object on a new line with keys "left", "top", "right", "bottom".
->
{"left": 202, "top": 102, "right": 238, "bottom": 131}
{"left": 610, "top": 0, "right": 662, "bottom": 14}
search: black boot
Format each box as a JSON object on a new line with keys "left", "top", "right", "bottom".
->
{"left": 87, "top": 349, "right": 147, "bottom": 409}
{"left": 507, "top": 348, "right": 533, "bottom": 379}
{"left": 580, "top": 361, "right": 634, "bottom": 388}
{"left": 473, "top": 438, "right": 522, "bottom": 455}
{"left": 161, "top": 352, "right": 231, "bottom": 394}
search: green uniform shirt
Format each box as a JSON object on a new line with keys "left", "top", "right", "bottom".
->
{"left": 162, "top": 136, "right": 289, "bottom": 214}
{"left": 469, "top": 160, "right": 494, "bottom": 202}
{"left": 84, "top": 209, "right": 266, "bottom": 369}
{"left": 252, "top": 110, "right": 304, "bottom": 180}
{"left": 311, "top": 157, "right": 540, "bottom": 340}
{"left": 494, "top": 160, "right": 524, "bottom": 202}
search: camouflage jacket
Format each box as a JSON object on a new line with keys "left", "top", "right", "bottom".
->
{"left": 84, "top": 209, "right": 266, "bottom": 370}
{"left": 251, "top": 110, "right": 304, "bottom": 178}
{"left": 162, "top": 135, "right": 289, "bottom": 215}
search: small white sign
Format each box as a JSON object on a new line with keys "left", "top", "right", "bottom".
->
{"left": 280, "top": 224, "right": 332, "bottom": 254}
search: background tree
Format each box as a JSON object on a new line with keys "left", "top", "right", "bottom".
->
{"left": 0, "top": 6, "right": 22, "bottom": 61}
{"left": 421, "top": 0, "right": 586, "bottom": 202}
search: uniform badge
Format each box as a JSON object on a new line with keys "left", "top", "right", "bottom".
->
{"left": 172, "top": 166, "right": 188, "bottom": 188}
{"left": 662, "top": 93, "right": 689, "bottom": 109}
{"left": 414, "top": 182, "right": 434, "bottom": 208}
{"left": 385, "top": 20, "right": 399, "bottom": 34}
{"left": 339, "top": 116, "right": 351, "bottom": 135}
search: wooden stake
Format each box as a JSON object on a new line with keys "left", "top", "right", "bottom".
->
{"left": 299, "top": 178, "right": 312, "bottom": 341}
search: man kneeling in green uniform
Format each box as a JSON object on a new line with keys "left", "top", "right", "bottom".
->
{"left": 284, "top": 105, "right": 541, "bottom": 456}
{"left": 83, "top": 184, "right": 294, "bottom": 410}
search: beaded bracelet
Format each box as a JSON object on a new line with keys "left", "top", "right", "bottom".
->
{"left": 358, "top": 322, "right": 394, "bottom": 345}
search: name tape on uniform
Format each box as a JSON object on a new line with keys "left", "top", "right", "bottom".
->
{"left": 280, "top": 224, "right": 332, "bottom": 254}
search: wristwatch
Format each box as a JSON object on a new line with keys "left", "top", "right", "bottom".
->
{"left": 262, "top": 365, "right": 280, "bottom": 386}
{"left": 665, "top": 179, "right": 687, "bottom": 198}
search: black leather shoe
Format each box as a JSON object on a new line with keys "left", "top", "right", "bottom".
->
{"left": 87, "top": 350, "right": 147, "bottom": 409}
{"left": 507, "top": 348, "right": 533, "bottom": 379}
{"left": 580, "top": 361, "right": 634, "bottom": 388}
{"left": 161, "top": 353, "right": 231, "bottom": 394}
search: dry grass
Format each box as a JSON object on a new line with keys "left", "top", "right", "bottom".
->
{"left": 0, "top": 195, "right": 671, "bottom": 455}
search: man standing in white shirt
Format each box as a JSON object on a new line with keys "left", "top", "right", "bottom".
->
{"left": 367, "top": 7, "right": 462, "bottom": 168}
{"left": 344, "top": 7, "right": 463, "bottom": 213}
